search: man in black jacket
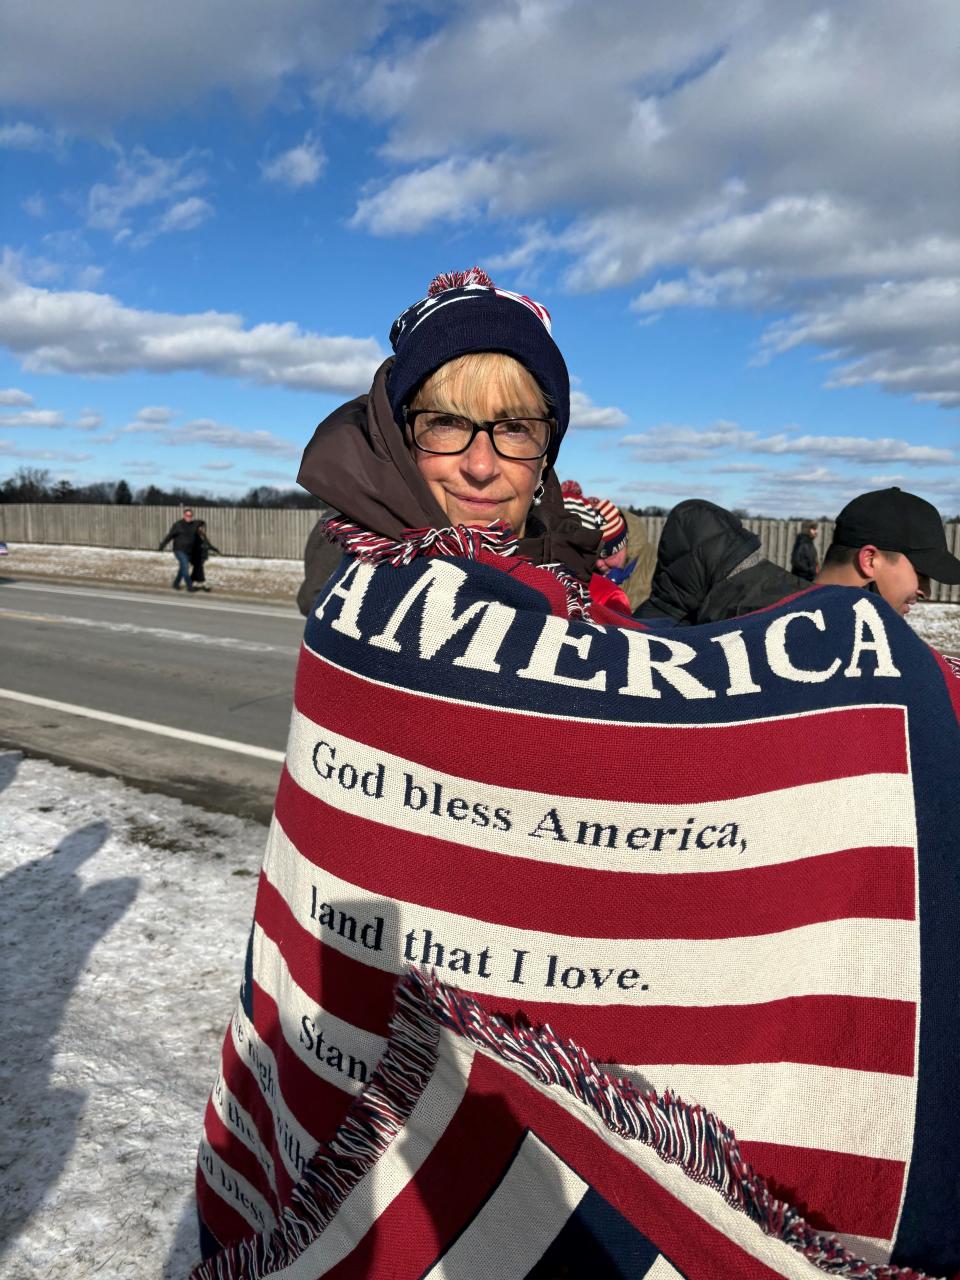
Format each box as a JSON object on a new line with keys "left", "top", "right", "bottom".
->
{"left": 790, "top": 522, "right": 819, "bottom": 581}
{"left": 158, "top": 508, "right": 198, "bottom": 592}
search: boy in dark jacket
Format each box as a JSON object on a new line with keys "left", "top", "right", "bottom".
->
{"left": 790, "top": 522, "right": 819, "bottom": 580}
{"left": 189, "top": 521, "right": 220, "bottom": 592}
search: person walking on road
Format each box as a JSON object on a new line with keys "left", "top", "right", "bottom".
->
{"left": 790, "top": 521, "right": 819, "bottom": 581}
{"left": 189, "top": 520, "right": 220, "bottom": 593}
{"left": 158, "top": 507, "right": 198, "bottom": 591}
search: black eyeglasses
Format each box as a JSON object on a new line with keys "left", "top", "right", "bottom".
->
{"left": 405, "top": 409, "right": 554, "bottom": 460}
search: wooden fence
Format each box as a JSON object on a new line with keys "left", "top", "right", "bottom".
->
{"left": 2, "top": 503, "right": 958, "bottom": 602}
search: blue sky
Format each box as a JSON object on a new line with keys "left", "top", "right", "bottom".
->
{"left": 1, "top": 0, "right": 958, "bottom": 516}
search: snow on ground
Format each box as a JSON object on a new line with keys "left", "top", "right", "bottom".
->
{"left": 905, "top": 602, "right": 960, "bottom": 655}
{"left": 1, "top": 542, "right": 303, "bottom": 602}
{"left": 0, "top": 752, "right": 265, "bottom": 1279}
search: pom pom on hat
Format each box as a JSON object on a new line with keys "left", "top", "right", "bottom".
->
{"left": 386, "top": 267, "right": 570, "bottom": 465}
{"left": 560, "top": 479, "right": 584, "bottom": 499}
{"left": 427, "top": 267, "right": 495, "bottom": 295}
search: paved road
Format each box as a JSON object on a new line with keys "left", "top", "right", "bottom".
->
{"left": 0, "top": 579, "right": 306, "bottom": 821}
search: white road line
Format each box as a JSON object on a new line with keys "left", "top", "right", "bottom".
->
{"left": 0, "top": 688, "right": 286, "bottom": 762}
{"left": 0, "top": 579, "right": 301, "bottom": 620}
{"left": 0, "top": 606, "right": 299, "bottom": 655}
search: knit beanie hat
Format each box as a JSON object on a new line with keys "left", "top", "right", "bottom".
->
{"left": 590, "top": 497, "right": 628, "bottom": 556}
{"left": 387, "top": 267, "right": 570, "bottom": 466}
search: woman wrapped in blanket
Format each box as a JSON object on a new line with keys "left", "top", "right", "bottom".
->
{"left": 196, "top": 268, "right": 638, "bottom": 1259}
{"left": 196, "top": 269, "right": 960, "bottom": 1275}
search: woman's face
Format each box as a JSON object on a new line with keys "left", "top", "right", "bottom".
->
{"left": 409, "top": 360, "right": 546, "bottom": 537}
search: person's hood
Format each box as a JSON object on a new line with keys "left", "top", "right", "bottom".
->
{"left": 637, "top": 500, "right": 762, "bottom": 623}
{"left": 296, "top": 358, "right": 600, "bottom": 582}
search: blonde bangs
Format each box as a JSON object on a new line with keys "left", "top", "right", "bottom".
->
{"left": 411, "top": 353, "right": 550, "bottom": 419}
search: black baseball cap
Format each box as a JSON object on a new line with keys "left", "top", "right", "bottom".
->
{"left": 833, "top": 487, "right": 960, "bottom": 584}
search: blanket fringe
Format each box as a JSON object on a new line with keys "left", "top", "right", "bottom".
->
{"left": 322, "top": 516, "right": 597, "bottom": 620}
{"left": 193, "top": 969, "right": 939, "bottom": 1280}
{"left": 322, "top": 516, "right": 519, "bottom": 565}
{"left": 539, "top": 559, "right": 594, "bottom": 619}
{"left": 415, "top": 970, "right": 939, "bottom": 1280}
{"left": 190, "top": 977, "right": 441, "bottom": 1280}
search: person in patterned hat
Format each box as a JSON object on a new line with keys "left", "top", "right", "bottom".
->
{"left": 588, "top": 494, "right": 657, "bottom": 611}
{"left": 590, "top": 498, "right": 628, "bottom": 570}
{"left": 558, "top": 485, "right": 631, "bottom": 615}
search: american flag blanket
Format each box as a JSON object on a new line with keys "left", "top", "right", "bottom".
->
{"left": 196, "top": 542, "right": 960, "bottom": 1276}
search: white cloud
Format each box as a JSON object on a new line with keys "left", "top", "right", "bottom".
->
{"left": 262, "top": 136, "right": 325, "bottom": 189}
{"left": 756, "top": 278, "right": 960, "bottom": 406}
{"left": 568, "top": 389, "right": 628, "bottom": 430}
{"left": 86, "top": 147, "right": 211, "bottom": 247}
{"left": 754, "top": 433, "right": 953, "bottom": 465}
{"left": 153, "top": 197, "right": 213, "bottom": 236}
{"left": 200, "top": 461, "right": 235, "bottom": 471}
{"left": 0, "top": 122, "right": 58, "bottom": 150}
{"left": 125, "top": 417, "right": 300, "bottom": 459}
{"left": 631, "top": 269, "right": 756, "bottom": 314}
{"left": 345, "top": 0, "right": 960, "bottom": 409}
{"left": 713, "top": 461, "right": 769, "bottom": 475}
{"left": 241, "top": 468, "right": 300, "bottom": 483}
{"left": 0, "top": 409, "right": 67, "bottom": 428}
{"left": 739, "top": 467, "right": 960, "bottom": 519}
{"left": 620, "top": 421, "right": 955, "bottom": 467}
{"left": 0, "top": 2, "right": 393, "bottom": 124}
{"left": 122, "top": 461, "right": 167, "bottom": 476}
{"left": 619, "top": 421, "right": 748, "bottom": 464}
{"left": 0, "top": 254, "right": 384, "bottom": 393}
{"left": 0, "top": 387, "right": 33, "bottom": 406}
{"left": 22, "top": 194, "right": 47, "bottom": 218}
{"left": 4, "top": 3, "right": 957, "bottom": 411}
{"left": 351, "top": 156, "right": 500, "bottom": 235}
{"left": 616, "top": 478, "right": 725, "bottom": 501}
{"left": 0, "top": 440, "right": 90, "bottom": 462}
{"left": 135, "top": 406, "right": 173, "bottom": 423}
{"left": 124, "top": 196, "right": 215, "bottom": 248}
{"left": 0, "top": 402, "right": 104, "bottom": 431}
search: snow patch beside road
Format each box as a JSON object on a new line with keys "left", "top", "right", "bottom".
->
{"left": 2, "top": 542, "right": 305, "bottom": 602}
{"left": 0, "top": 752, "right": 264, "bottom": 1279}
{"left": 904, "top": 602, "right": 960, "bottom": 655}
